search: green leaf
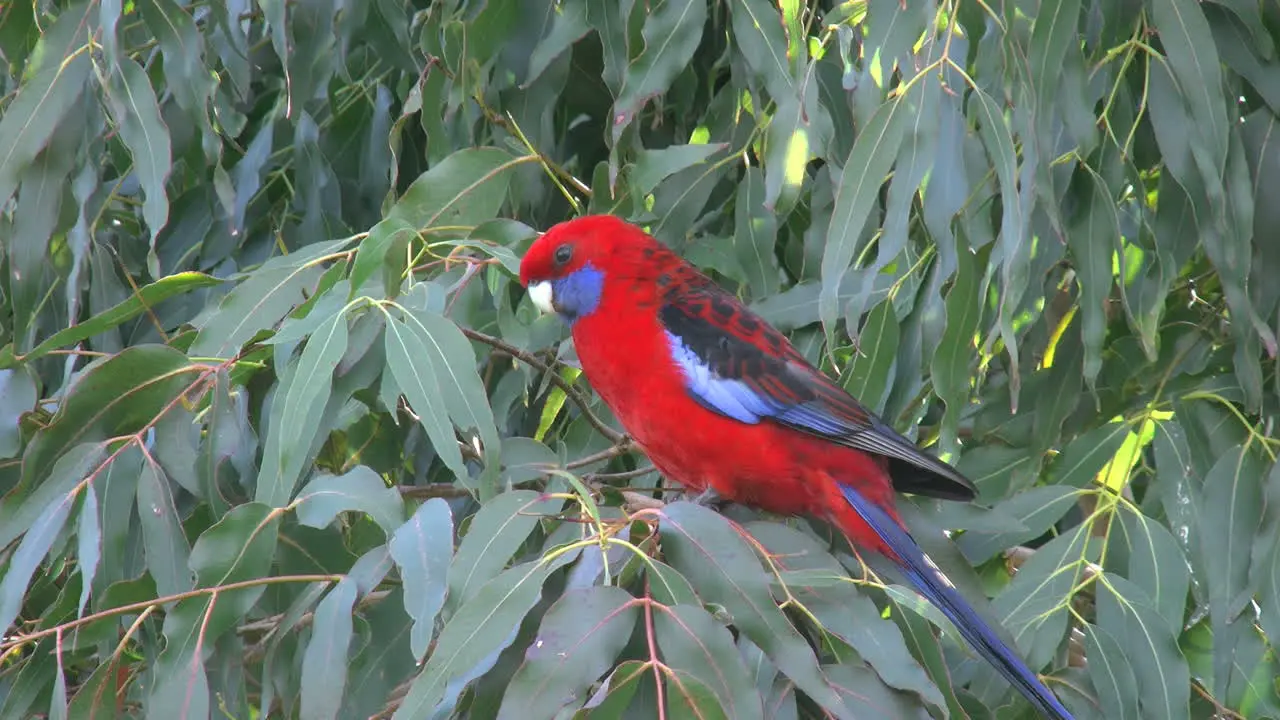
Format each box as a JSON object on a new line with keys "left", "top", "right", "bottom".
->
{"left": 351, "top": 217, "right": 416, "bottom": 296}
{"left": 582, "top": 660, "right": 648, "bottom": 718}
{"left": 389, "top": 497, "right": 454, "bottom": 661}
{"left": 448, "top": 490, "right": 566, "bottom": 611}
{"left": 0, "top": 483, "right": 77, "bottom": 637}
{"left": 149, "top": 504, "right": 281, "bottom": 717}
{"left": 146, "top": 642, "right": 210, "bottom": 720}
{"left": 0, "top": 3, "right": 92, "bottom": 210}
{"left": 197, "top": 370, "right": 251, "bottom": 520}
{"left": 496, "top": 586, "right": 639, "bottom": 720}
{"left": 525, "top": 0, "right": 591, "bottom": 85}
{"left": 137, "top": 457, "right": 194, "bottom": 599}
{"left": 300, "top": 577, "right": 358, "bottom": 720}
{"left": 584, "top": 1, "right": 637, "bottom": 96}
{"left": 843, "top": 297, "right": 900, "bottom": 416}
{"left": 387, "top": 147, "right": 519, "bottom": 230}
{"left": 402, "top": 307, "right": 502, "bottom": 488}
{"left": 1067, "top": 165, "right": 1120, "bottom": 390}
{"left": 609, "top": 0, "right": 708, "bottom": 145}
{"left": 821, "top": 92, "right": 911, "bottom": 330}
{"left": 0, "top": 272, "right": 221, "bottom": 369}
{"left": 822, "top": 664, "right": 931, "bottom": 720}
{"left": 1114, "top": 506, "right": 1191, "bottom": 634}
{"left": 1198, "top": 446, "right": 1265, "bottom": 626}
{"left": 1048, "top": 420, "right": 1132, "bottom": 488}
{"left": 136, "top": 0, "right": 214, "bottom": 115}
{"left": 75, "top": 483, "right": 100, "bottom": 616}
{"left": 392, "top": 555, "right": 577, "bottom": 719}
{"left": 665, "top": 667, "right": 730, "bottom": 720}
{"left": 104, "top": 56, "right": 172, "bottom": 254}
{"left": 749, "top": 521, "right": 944, "bottom": 711}
{"left": 188, "top": 237, "right": 352, "bottom": 358}
{"left": 969, "top": 85, "right": 1027, "bottom": 405}
{"left": 980, "top": 524, "right": 1089, "bottom": 699}
{"left": 654, "top": 603, "right": 766, "bottom": 720}
{"left": 659, "top": 502, "right": 849, "bottom": 716}
{"left": 1151, "top": 0, "right": 1230, "bottom": 178}
{"left": 1028, "top": 0, "right": 1081, "bottom": 117}
{"left": 734, "top": 167, "right": 779, "bottom": 298}
{"left": 1255, "top": 460, "right": 1280, "bottom": 659}
{"left": 955, "top": 487, "right": 1078, "bottom": 564}
{"left": 629, "top": 144, "right": 727, "bottom": 198}
{"left": 256, "top": 308, "right": 349, "bottom": 508}
{"left": 930, "top": 241, "right": 980, "bottom": 454}
{"left": 0, "top": 368, "right": 37, "bottom": 457}
{"left": 1096, "top": 574, "right": 1192, "bottom": 719}
{"left": 1084, "top": 624, "right": 1141, "bottom": 720}
{"left": 383, "top": 312, "right": 468, "bottom": 485}
{"left": 19, "top": 345, "right": 195, "bottom": 492}
{"left": 727, "top": 0, "right": 793, "bottom": 100}
{"left": 295, "top": 465, "right": 405, "bottom": 537}
{"left": 339, "top": 587, "right": 417, "bottom": 718}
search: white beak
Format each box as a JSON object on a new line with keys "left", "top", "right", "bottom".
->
{"left": 528, "top": 281, "right": 555, "bottom": 314}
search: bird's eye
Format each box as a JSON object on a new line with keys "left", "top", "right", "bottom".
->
{"left": 553, "top": 244, "right": 573, "bottom": 266}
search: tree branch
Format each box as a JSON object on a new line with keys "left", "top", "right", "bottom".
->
{"left": 459, "top": 326, "right": 626, "bottom": 444}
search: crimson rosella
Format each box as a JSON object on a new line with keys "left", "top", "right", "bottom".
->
{"left": 519, "top": 215, "right": 1074, "bottom": 719}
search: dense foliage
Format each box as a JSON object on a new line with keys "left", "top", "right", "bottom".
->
{"left": 2, "top": 0, "right": 1279, "bottom": 717}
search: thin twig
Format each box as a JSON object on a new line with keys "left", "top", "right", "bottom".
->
{"left": 0, "top": 574, "right": 344, "bottom": 653}
{"left": 565, "top": 441, "right": 634, "bottom": 469}
{"left": 643, "top": 582, "right": 668, "bottom": 719}
{"left": 586, "top": 465, "right": 656, "bottom": 482}
{"left": 396, "top": 484, "right": 478, "bottom": 500}
{"left": 458, "top": 327, "right": 626, "bottom": 444}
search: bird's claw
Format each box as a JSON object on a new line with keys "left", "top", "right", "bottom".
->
{"left": 688, "top": 487, "right": 728, "bottom": 510}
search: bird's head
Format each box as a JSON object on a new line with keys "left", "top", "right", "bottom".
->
{"left": 519, "top": 215, "right": 641, "bottom": 323}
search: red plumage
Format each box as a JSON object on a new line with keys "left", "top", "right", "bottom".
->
{"left": 519, "top": 215, "right": 1073, "bottom": 719}
{"left": 520, "top": 216, "right": 930, "bottom": 552}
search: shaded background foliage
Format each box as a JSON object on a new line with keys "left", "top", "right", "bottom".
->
{"left": 1, "top": 0, "right": 1278, "bottom": 718}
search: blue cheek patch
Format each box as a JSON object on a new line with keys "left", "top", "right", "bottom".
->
{"left": 553, "top": 264, "right": 606, "bottom": 322}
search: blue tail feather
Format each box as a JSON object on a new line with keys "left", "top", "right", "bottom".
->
{"left": 838, "top": 485, "right": 1074, "bottom": 720}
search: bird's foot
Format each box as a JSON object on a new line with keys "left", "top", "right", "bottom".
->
{"left": 687, "top": 486, "right": 729, "bottom": 510}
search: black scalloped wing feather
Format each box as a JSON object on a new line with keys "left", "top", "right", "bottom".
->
{"left": 657, "top": 274, "right": 976, "bottom": 501}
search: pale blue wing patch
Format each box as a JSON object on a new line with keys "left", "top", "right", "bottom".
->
{"left": 663, "top": 330, "right": 776, "bottom": 424}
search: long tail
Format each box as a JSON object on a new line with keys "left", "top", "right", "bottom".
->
{"left": 837, "top": 484, "right": 1074, "bottom": 720}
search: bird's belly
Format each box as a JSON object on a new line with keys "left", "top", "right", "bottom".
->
{"left": 624, "top": 400, "right": 829, "bottom": 518}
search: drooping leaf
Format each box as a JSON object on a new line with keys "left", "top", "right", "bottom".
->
{"left": 295, "top": 465, "right": 406, "bottom": 537}
{"left": 609, "top": 0, "right": 708, "bottom": 146}
{"left": 300, "top": 577, "right": 358, "bottom": 720}
{"left": 0, "top": 483, "right": 77, "bottom": 636}
{"left": 104, "top": 56, "right": 172, "bottom": 253}
{"left": 496, "top": 586, "right": 639, "bottom": 719}
{"left": 0, "top": 367, "right": 38, "bottom": 457}
{"left": 447, "top": 490, "right": 566, "bottom": 611}
{"left": 0, "top": 3, "right": 92, "bottom": 209}
{"left": 843, "top": 297, "right": 900, "bottom": 416}
{"left": 389, "top": 497, "right": 454, "bottom": 661}
{"left": 255, "top": 308, "right": 349, "bottom": 507}
{"left": 19, "top": 345, "right": 196, "bottom": 492}
{"left": 1084, "top": 623, "right": 1141, "bottom": 720}
{"left": 392, "top": 553, "right": 578, "bottom": 719}
{"left": 821, "top": 92, "right": 911, "bottom": 331}
{"left": 659, "top": 502, "right": 849, "bottom": 716}
{"left": 136, "top": 457, "right": 194, "bottom": 599}
{"left": 0, "top": 273, "right": 221, "bottom": 370}
{"left": 387, "top": 147, "right": 520, "bottom": 230}
{"left": 1096, "top": 574, "right": 1192, "bottom": 720}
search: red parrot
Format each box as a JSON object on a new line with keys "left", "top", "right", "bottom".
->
{"left": 519, "top": 215, "right": 1073, "bottom": 719}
